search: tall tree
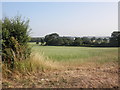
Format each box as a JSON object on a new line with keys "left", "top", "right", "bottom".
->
{"left": 110, "top": 31, "right": 120, "bottom": 46}
{"left": 44, "top": 33, "right": 59, "bottom": 46}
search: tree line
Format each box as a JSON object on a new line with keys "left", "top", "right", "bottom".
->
{"left": 30, "top": 31, "right": 120, "bottom": 47}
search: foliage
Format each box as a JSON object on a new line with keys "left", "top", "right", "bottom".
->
{"left": 40, "top": 38, "right": 45, "bottom": 45}
{"left": 36, "top": 32, "right": 112, "bottom": 47}
{"left": 110, "top": 31, "right": 120, "bottom": 47}
{"left": 30, "top": 31, "right": 119, "bottom": 47}
{"left": 81, "top": 37, "right": 91, "bottom": 45}
{"left": 2, "top": 16, "right": 31, "bottom": 69}
{"left": 73, "top": 37, "right": 82, "bottom": 46}
{"left": 44, "top": 33, "right": 74, "bottom": 46}
{"left": 44, "top": 33, "right": 59, "bottom": 46}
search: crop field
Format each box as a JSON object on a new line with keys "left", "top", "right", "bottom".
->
{"left": 30, "top": 42, "right": 118, "bottom": 64}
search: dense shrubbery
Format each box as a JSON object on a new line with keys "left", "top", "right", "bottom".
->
{"left": 2, "top": 16, "right": 31, "bottom": 69}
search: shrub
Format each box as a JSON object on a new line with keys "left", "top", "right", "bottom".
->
{"left": 2, "top": 16, "right": 31, "bottom": 69}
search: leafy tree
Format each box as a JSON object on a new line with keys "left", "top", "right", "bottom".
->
{"left": 62, "top": 37, "right": 69, "bottom": 46}
{"left": 2, "top": 16, "right": 31, "bottom": 68}
{"left": 103, "top": 38, "right": 109, "bottom": 43}
{"left": 110, "top": 31, "right": 120, "bottom": 46}
{"left": 96, "top": 38, "right": 103, "bottom": 44}
{"left": 62, "top": 37, "right": 73, "bottom": 46}
{"left": 73, "top": 38, "right": 82, "bottom": 46}
{"left": 81, "top": 37, "right": 91, "bottom": 45}
{"left": 91, "top": 37, "right": 96, "bottom": 43}
{"left": 56, "top": 37, "right": 64, "bottom": 46}
{"left": 44, "top": 33, "right": 59, "bottom": 46}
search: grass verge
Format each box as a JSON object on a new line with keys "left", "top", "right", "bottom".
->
{"left": 2, "top": 52, "right": 60, "bottom": 80}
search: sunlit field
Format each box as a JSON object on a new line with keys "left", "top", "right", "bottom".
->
{"left": 29, "top": 42, "right": 118, "bottom": 64}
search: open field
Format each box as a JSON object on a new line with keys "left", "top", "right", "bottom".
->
{"left": 30, "top": 42, "right": 118, "bottom": 63}
{"left": 2, "top": 43, "right": 119, "bottom": 88}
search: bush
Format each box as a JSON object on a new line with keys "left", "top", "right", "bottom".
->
{"left": 2, "top": 16, "right": 31, "bottom": 69}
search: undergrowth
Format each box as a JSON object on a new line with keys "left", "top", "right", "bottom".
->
{"left": 2, "top": 53, "right": 59, "bottom": 79}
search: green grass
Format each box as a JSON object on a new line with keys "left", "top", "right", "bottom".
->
{"left": 29, "top": 42, "right": 118, "bottom": 63}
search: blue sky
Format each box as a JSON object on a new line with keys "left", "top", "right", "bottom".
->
{"left": 2, "top": 2, "right": 118, "bottom": 37}
{"left": 0, "top": 2, "right": 2, "bottom": 19}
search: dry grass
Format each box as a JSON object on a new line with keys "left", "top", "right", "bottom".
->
{"left": 2, "top": 52, "right": 61, "bottom": 80}
{"left": 2, "top": 52, "right": 63, "bottom": 88}
{"left": 29, "top": 53, "right": 61, "bottom": 71}
{"left": 2, "top": 61, "right": 119, "bottom": 88}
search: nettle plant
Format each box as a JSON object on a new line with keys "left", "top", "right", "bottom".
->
{"left": 2, "top": 16, "right": 31, "bottom": 69}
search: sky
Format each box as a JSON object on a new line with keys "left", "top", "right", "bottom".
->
{"left": 0, "top": 2, "right": 2, "bottom": 19}
{"left": 2, "top": 2, "right": 118, "bottom": 37}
